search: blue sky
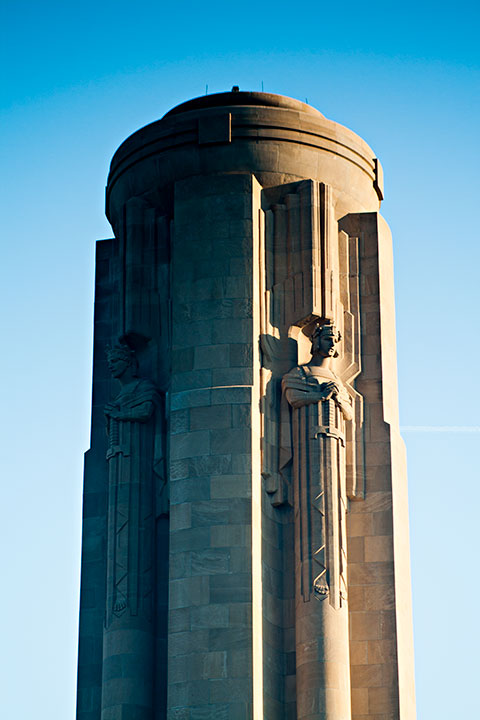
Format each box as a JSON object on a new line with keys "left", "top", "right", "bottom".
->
{"left": 1, "top": 2, "right": 479, "bottom": 718}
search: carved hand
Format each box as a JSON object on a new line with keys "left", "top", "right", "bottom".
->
{"left": 109, "top": 409, "right": 124, "bottom": 420}
{"left": 319, "top": 381, "right": 353, "bottom": 420}
{"left": 104, "top": 402, "right": 120, "bottom": 418}
{"left": 319, "top": 381, "right": 340, "bottom": 400}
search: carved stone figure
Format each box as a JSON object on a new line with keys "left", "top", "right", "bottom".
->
{"left": 282, "top": 321, "right": 353, "bottom": 719}
{"left": 104, "top": 340, "right": 163, "bottom": 620}
{"left": 101, "top": 340, "right": 164, "bottom": 719}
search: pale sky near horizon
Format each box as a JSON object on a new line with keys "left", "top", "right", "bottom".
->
{"left": 1, "top": 2, "right": 479, "bottom": 718}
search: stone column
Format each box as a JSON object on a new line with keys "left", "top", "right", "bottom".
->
{"left": 167, "top": 173, "right": 262, "bottom": 719}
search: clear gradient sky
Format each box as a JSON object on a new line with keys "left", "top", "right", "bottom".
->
{"left": 1, "top": 2, "right": 479, "bottom": 718}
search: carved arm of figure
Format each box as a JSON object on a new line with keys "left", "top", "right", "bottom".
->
{"left": 284, "top": 377, "right": 353, "bottom": 421}
{"left": 104, "top": 399, "right": 156, "bottom": 423}
{"left": 284, "top": 383, "right": 336, "bottom": 409}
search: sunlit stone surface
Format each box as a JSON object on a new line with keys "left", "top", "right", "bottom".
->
{"left": 76, "top": 90, "right": 416, "bottom": 720}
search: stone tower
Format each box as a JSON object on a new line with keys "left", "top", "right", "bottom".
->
{"left": 76, "top": 90, "right": 416, "bottom": 720}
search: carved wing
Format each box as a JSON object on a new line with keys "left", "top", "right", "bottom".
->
{"left": 260, "top": 333, "right": 298, "bottom": 506}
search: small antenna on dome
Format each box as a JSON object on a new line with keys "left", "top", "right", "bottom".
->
{"left": 262, "top": 81, "right": 264, "bottom": 92}
{"left": 205, "top": 84, "right": 208, "bottom": 95}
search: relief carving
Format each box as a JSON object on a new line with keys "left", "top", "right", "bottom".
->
{"left": 104, "top": 340, "right": 165, "bottom": 624}
{"left": 260, "top": 333, "right": 297, "bottom": 507}
{"left": 282, "top": 321, "right": 352, "bottom": 608}
{"left": 260, "top": 181, "right": 364, "bottom": 509}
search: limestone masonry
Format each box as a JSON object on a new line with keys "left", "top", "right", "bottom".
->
{"left": 76, "top": 90, "right": 416, "bottom": 720}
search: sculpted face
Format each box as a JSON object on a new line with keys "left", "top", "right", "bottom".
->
{"left": 107, "top": 351, "right": 131, "bottom": 378}
{"left": 311, "top": 325, "right": 339, "bottom": 358}
{"left": 317, "top": 331, "right": 336, "bottom": 357}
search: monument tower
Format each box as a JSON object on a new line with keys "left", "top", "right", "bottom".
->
{"left": 76, "top": 90, "right": 416, "bottom": 720}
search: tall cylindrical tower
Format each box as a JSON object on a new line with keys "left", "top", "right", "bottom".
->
{"left": 77, "top": 91, "right": 416, "bottom": 720}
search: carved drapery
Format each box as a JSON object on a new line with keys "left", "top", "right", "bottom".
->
{"left": 282, "top": 365, "right": 350, "bottom": 609}
{"left": 104, "top": 377, "right": 164, "bottom": 626}
{"left": 101, "top": 361, "right": 165, "bottom": 720}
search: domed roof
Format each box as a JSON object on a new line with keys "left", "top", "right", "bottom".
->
{"left": 163, "top": 89, "right": 324, "bottom": 119}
